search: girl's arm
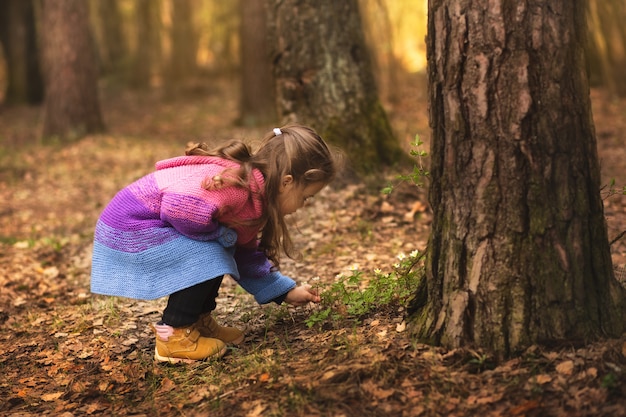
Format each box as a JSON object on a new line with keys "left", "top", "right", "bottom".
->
{"left": 233, "top": 246, "right": 297, "bottom": 304}
{"left": 233, "top": 246, "right": 321, "bottom": 306}
{"left": 160, "top": 192, "right": 223, "bottom": 240}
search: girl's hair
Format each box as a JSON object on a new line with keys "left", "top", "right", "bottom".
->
{"left": 186, "top": 123, "right": 339, "bottom": 269}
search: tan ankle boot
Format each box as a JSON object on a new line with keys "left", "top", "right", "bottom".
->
{"left": 152, "top": 323, "right": 227, "bottom": 363}
{"left": 196, "top": 313, "right": 244, "bottom": 345}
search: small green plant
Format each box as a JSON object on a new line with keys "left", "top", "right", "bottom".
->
{"left": 306, "top": 133, "right": 428, "bottom": 328}
{"left": 41, "top": 236, "right": 67, "bottom": 252}
{"left": 601, "top": 178, "right": 626, "bottom": 200}
{"left": 382, "top": 134, "right": 429, "bottom": 195}
{"left": 466, "top": 349, "right": 496, "bottom": 373}
{"left": 601, "top": 372, "right": 619, "bottom": 391}
{"left": 305, "top": 250, "right": 424, "bottom": 328}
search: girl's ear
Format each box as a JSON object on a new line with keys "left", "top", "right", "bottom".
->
{"left": 281, "top": 175, "right": 293, "bottom": 187}
{"left": 279, "top": 175, "right": 294, "bottom": 193}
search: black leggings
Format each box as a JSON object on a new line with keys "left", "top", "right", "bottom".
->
{"left": 161, "top": 276, "right": 224, "bottom": 327}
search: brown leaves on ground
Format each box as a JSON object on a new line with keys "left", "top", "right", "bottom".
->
{"left": 1, "top": 78, "right": 626, "bottom": 416}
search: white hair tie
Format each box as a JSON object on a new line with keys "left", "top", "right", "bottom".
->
{"left": 273, "top": 128, "right": 282, "bottom": 136}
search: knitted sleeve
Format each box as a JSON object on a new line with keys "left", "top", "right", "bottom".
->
{"left": 233, "top": 246, "right": 296, "bottom": 304}
{"left": 159, "top": 177, "right": 250, "bottom": 241}
{"left": 160, "top": 192, "right": 222, "bottom": 240}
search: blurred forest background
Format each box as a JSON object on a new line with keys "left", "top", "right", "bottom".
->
{"left": 0, "top": 0, "right": 428, "bottom": 104}
{"left": 1, "top": 0, "right": 625, "bottom": 144}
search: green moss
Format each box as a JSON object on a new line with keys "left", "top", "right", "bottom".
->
{"left": 408, "top": 304, "right": 438, "bottom": 345}
{"left": 322, "top": 99, "right": 409, "bottom": 174}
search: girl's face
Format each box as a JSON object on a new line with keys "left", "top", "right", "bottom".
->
{"left": 277, "top": 176, "right": 325, "bottom": 216}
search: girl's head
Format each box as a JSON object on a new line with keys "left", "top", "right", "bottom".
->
{"left": 252, "top": 124, "right": 336, "bottom": 211}
{"left": 186, "top": 123, "right": 340, "bottom": 268}
{"left": 250, "top": 124, "right": 339, "bottom": 266}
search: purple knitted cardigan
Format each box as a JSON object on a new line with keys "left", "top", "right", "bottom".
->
{"left": 90, "top": 155, "right": 296, "bottom": 303}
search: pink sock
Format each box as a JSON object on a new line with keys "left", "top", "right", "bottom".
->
{"left": 154, "top": 323, "right": 174, "bottom": 341}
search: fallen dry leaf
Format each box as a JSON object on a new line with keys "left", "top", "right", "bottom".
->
{"left": 556, "top": 360, "right": 575, "bottom": 375}
{"left": 534, "top": 374, "right": 552, "bottom": 385}
{"left": 41, "top": 392, "right": 64, "bottom": 402}
{"left": 510, "top": 400, "right": 541, "bottom": 415}
{"left": 244, "top": 400, "right": 267, "bottom": 417}
{"left": 361, "top": 379, "right": 395, "bottom": 400}
{"left": 467, "top": 393, "right": 503, "bottom": 405}
{"left": 158, "top": 377, "right": 176, "bottom": 393}
{"left": 404, "top": 200, "right": 427, "bottom": 221}
{"left": 396, "top": 321, "right": 406, "bottom": 332}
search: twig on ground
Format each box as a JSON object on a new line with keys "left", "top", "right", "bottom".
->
{"left": 610, "top": 230, "right": 626, "bottom": 246}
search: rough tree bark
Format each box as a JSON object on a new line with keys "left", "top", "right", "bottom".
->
{"left": 410, "top": 0, "right": 626, "bottom": 357}
{"left": 41, "top": 0, "right": 104, "bottom": 139}
{"left": 267, "top": 0, "right": 405, "bottom": 172}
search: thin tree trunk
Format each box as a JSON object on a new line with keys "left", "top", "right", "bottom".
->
{"left": 587, "top": 0, "right": 617, "bottom": 93}
{"left": 95, "top": 0, "right": 128, "bottom": 76}
{"left": 41, "top": 0, "right": 103, "bottom": 139}
{"left": 167, "top": 0, "right": 197, "bottom": 90}
{"left": 130, "top": 0, "right": 161, "bottom": 90}
{"left": 591, "top": 0, "right": 626, "bottom": 96}
{"left": 238, "top": 0, "right": 275, "bottom": 126}
{"left": 0, "top": 0, "right": 44, "bottom": 105}
{"left": 359, "top": 0, "right": 400, "bottom": 105}
{"left": 410, "top": 0, "right": 626, "bottom": 358}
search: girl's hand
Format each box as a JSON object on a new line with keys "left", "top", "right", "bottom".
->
{"left": 284, "top": 284, "right": 321, "bottom": 306}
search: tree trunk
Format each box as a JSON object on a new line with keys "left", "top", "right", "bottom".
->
{"left": 95, "top": 0, "right": 128, "bottom": 76}
{"left": 130, "top": 0, "right": 161, "bottom": 90}
{"left": 586, "top": 0, "right": 626, "bottom": 97}
{"left": 167, "top": 0, "right": 197, "bottom": 90}
{"left": 410, "top": 0, "right": 626, "bottom": 358}
{"left": 41, "top": 0, "right": 104, "bottom": 140}
{"left": 0, "top": 0, "right": 44, "bottom": 105}
{"left": 358, "top": 0, "right": 400, "bottom": 105}
{"left": 203, "top": 1, "right": 239, "bottom": 75}
{"left": 238, "top": 0, "right": 276, "bottom": 126}
{"left": 267, "top": 0, "right": 405, "bottom": 173}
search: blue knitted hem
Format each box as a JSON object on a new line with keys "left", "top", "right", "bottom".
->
{"left": 236, "top": 270, "right": 296, "bottom": 304}
{"left": 90, "top": 236, "right": 240, "bottom": 300}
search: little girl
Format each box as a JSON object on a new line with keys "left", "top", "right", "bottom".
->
{"left": 91, "top": 124, "right": 338, "bottom": 363}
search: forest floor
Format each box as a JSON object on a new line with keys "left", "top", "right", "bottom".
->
{"left": 0, "top": 76, "right": 625, "bottom": 417}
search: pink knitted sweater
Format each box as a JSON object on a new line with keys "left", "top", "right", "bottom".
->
{"left": 90, "top": 155, "right": 297, "bottom": 303}
{"left": 153, "top": 155, "right": 265, "bottom": 246}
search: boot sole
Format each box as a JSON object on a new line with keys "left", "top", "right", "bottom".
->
{"left": 154, "top": 345, "right": 228, "bottom": 364}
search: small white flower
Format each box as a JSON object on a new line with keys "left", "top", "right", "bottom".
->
{"left": 394, "top": 263, "right": 400, "bottom": 268}
{"left": 349, "top": 263, "right": 360, "bottom": 271}
{"left": 410, "top": 250, "right": 420, "bottom": 258}
{"left": 335, "top": 273, "right": 344, "bottom": 280}
{"left": 397, "top": 253, "right": 407, "bottom": 261}
{"left": 311, "top": 276, "right": 320, "bottom": 282}
{"left": 374, "top": 268, "right": 382, "bottom": 274}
